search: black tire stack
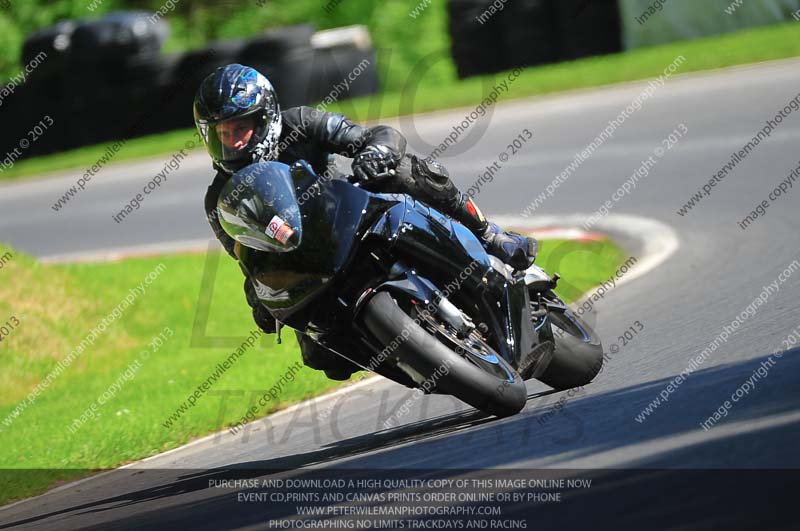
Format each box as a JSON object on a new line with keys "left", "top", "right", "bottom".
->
{"left": 297, "top": 43, "right": 378, "bottom": 108}
{"left": 555, "top": 0, "right": 623, "bottom": 61}
{"left": 21, "top": 20, "right": 76, "bottom": 77}
{"left": 239, "top": 24, "right": 317, "bottom": 108}
{"left": 66, "top": 11, "right": 171, "bottom": 146}
{"left": 447, "top": 0, "right": 506, "bottom": 78}
{"left": 502, "top": 0, "right": 560, "bottom": 70}
{"left": 447, "top": 0, "right": 622, "bottom": 78}
{"left": 241, "top": 24, "right": 378, "bottom": 109}
{"left": 10, "top": 23, "right": 75, "bottom": 155}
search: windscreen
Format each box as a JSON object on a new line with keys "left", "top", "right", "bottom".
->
{"left": 217, "top": 162, "right": 302, "bottom": 252}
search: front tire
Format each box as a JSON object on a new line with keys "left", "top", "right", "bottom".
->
{"left": 362, "top": 292, "right": 527, "bottom": 417}
{"left": 536, "top": 293, "right": 604, "bottom": 390}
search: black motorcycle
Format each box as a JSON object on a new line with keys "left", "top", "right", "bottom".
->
{"left": 217, "top": 161, "right": 604, "bottom": 417}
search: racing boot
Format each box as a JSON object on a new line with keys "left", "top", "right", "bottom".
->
{"left": 297, "top": 332, "right": 359, "bottom": 381}
{"left": 453, "top": 194, "right": 538, "bottom": 271}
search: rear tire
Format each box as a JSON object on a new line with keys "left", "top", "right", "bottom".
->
{"left": 536, "top": 293, "right": 604, "bottom": 390}
{"left": 362, "top": 292, "right": 527, "bottom": 417}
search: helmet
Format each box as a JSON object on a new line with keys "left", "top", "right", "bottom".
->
{"left": 193, "top": 64, "right": 282, "bottom": 174}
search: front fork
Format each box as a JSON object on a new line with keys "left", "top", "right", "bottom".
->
{"left": 354, "top": 260, "right": 537, "bottom": 372}
{"left": 520, "top": 263, "right": 569, "bottom": 378}
{"left": 354, "top": 263, "right": 474, "bottom": 334}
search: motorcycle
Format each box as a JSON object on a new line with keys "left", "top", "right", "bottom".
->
{"left": 217, "top": 160, "right": 604, "bottom": 417}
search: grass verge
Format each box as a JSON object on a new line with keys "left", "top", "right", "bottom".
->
{"left": 3, "top": 22, "right": 800, "bottom": 181}
{"left": 0, "top": 236, "right": 625, "bottom": 504}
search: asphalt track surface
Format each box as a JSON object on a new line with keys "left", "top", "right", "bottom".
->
{"left": 2, "top": 59, "right": 800, "bottom": 530}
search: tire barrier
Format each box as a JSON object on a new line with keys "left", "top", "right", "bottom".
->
{"left": 555, "top": 0, "right": 622, "bottom": 61}
{"left": 1, "top": 17, "right": 378, "bottom": 163}
{"left": 21, "top": 20, "right": 77, "bottom": 77}
{"left": 69, "top": 11, "right": 170, "bottom": 66}
{"left": 447, "top": 0, "right": 622, "bottom": 79}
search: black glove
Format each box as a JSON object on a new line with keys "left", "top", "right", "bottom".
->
{"left": 351, "top": 145, "right": 398, "bottom": 183}
{"left": 244, "top": 277, "right": 276, "bottom": 334}
{"left": 252, "top": 303, "right": 276, "bottom": 334}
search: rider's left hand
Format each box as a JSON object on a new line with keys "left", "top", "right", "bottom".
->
{"left": 351, "top": 145, "right": 398, "bottom": 183}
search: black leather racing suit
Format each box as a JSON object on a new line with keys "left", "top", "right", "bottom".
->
{"left": 204, "top": 106, "right": 489, "bottom": 375}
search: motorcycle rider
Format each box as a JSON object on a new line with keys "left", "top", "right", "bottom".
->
{"left": 195, "top": 64, "right": 537, "bottom": 380}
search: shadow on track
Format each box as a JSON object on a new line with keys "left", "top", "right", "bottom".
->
{"left": 3, "top": 352, "right": 799, "bottom": 530}
{"left": 0, "top": 390, "right": 560, "bottom": 530}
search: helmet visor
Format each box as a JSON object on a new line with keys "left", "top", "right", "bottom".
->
{"left": 198, "top": 114, "right": 258, "bottom": 164}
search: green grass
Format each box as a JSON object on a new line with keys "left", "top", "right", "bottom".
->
{"left": 535, "top": 238, "right": 629, "bottom": 303}
{"left": 0, "top": 236, "right": 625, "bottom": 504}
{"left": 0, "top": 246, "right": 342, "bottom": 504}
{"left": 3, "top": 21, "right": 800, "bottom": 182}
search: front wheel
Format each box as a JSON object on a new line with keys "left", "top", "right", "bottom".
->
{"left": 535, "top": 292, "right": 604, "bottom": 390}
{"left": 362, "top": 292, "right": 527, "bottom": 418}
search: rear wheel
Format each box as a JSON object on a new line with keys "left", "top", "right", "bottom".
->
{"left": 534, "top": 291, "right": 604, "bottom": 390}
{"left": 362, "top": 292, "right": 527, "bottom": 417}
